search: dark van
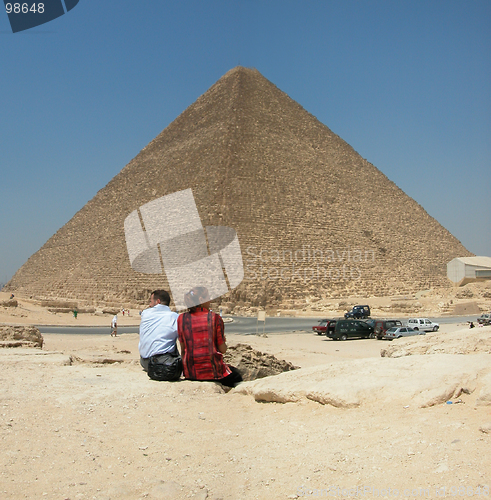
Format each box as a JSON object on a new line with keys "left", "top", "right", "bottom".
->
{"left": 328, "top": 320, "right": 374, "bottom": 341}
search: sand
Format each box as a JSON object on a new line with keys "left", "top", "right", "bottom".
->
{"left": 1, "top": 291, "right": 490, "bottom": 499}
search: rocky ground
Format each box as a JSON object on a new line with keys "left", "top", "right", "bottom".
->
{"left": 1, "top": 282, "right": 490, "bottom": 324}
{"left": 0, "top": 290, "right": 490, "bottom": 499}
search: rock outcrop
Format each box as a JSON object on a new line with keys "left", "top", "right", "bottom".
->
{"left": 380, "top": 326, "right": 491, "bottom": 358}
{"left": 224, "top": 343, "right": 298, "bottom": 381}
{"left": 0, "top": 325, "right": 44, "bottom": 348}
{"left": 233, "top": 353, "right": 491, "bottom": 408}
{"left": 0, "top": 299, "right": 18, "bottom": 307}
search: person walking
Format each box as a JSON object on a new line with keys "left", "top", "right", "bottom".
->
{"left": 111, "top": 314, "right": 118, "bottom": 337}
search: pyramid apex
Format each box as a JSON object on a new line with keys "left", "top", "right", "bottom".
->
{"left": 225, "top": 65, "right": 259, "bottom": 74}
{"left": 220, "top": 66, "right": 262, "bottom": 79}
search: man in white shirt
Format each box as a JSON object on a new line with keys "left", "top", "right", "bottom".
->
{"left": 139, "top": 290, "right": 178, "bottom": 372}
{"left": 111, "top": 315, "right": 118, "bottom": 337}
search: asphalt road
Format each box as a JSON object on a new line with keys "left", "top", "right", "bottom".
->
{"left": 37, "top": 315, "right": 477, "bottom": 336}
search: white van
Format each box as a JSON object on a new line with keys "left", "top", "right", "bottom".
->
{"left": 406, "top": 318, "right": 439, "bottom": 332}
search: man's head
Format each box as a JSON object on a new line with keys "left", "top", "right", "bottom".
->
{"left": 149, "top": 289, "right": 171, "bottom": 307}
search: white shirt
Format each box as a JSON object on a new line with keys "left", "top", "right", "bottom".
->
{"left": 139, "top": 304, "right": 178, "bottom": 358}
{"left": 111, "top": 315, "right": 117, "bottom": 327}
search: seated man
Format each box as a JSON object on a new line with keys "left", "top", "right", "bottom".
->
{"left": 139, "top": 290, "right": 178, "bottom": 372}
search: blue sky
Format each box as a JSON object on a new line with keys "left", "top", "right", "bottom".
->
{"left": 1, "top": 0, "right": 490, "bottom": 284}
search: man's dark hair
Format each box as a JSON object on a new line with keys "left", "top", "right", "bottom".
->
{"left": 151, "top": 290, "right": 171, "bottom": 306}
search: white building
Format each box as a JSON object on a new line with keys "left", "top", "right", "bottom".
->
{"left": 447, "top": 256, "right": 491, "bottom": 285}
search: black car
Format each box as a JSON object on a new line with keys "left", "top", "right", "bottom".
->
{"left": 328, "top": 319, "right": 374, "bottom": 340}
{"left": 344, "top": 305, "right": 371, "bottom": 319}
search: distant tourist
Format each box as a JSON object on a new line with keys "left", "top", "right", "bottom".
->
{"left": 9, "top": 293, "right": 14, "bottom": 300}
{"left": 73, "top": 309, "right": 78, "bottom": 319}
{"left": 111, "top": 314, "right": 118, "bottom": 337}
{"left": 139, "top": 290, "right": 179, "bottom": 376}
{"left": 469, "top": 321, "right": 475, "bottom": 329}
{"left": 177, "top": 286, "right": 242, "bottom": 387}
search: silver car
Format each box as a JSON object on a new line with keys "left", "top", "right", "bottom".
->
{"left": 383, "top": 326, "right": 426, "bottom": 340}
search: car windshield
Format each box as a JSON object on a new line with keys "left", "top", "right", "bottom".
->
{"left": 319, "top": 320, "right": 327, "bottom": 326}
{"left": 386, "top": 328, "right": 398, "bottom": 333}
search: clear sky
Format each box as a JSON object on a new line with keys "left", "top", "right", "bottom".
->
{"left": 1, "top": 1, "right": 490, "bottom": 285}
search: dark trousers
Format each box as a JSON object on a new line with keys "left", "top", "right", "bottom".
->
{"left": 140, "top": 356, "right": 150, "bottom": 372}
{"left": 216, "top": 365, "right": 243, "bottom": 387}
{"left": 140, "top": 346, "right": 179, "bottom": 373}
{"left": 188, "top": 365, "right": 242, "bottom": 387}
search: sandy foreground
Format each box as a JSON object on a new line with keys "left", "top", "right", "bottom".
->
{"left": 1, "top": 294, "right": 491, "bottom": 500}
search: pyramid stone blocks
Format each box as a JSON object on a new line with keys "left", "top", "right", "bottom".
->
{"left": 5, "top": 67, "right": 472, "bottom": 307}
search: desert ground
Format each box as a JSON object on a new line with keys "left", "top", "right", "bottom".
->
{"left": 1, "top": 290, "right": 490, "bottom": 500}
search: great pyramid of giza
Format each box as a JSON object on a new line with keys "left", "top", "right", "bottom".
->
{"left": 5, "top": 67, "right": 472, "bottom": 309}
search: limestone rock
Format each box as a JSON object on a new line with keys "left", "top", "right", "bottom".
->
{"left": 380, "top": 327, "right": 491, "bottom": 358}
{"left": 0, "top": 325, "right": 43, "bottom": 348}
{"left": 224, "top": 343, "right": 298, "bottom": 381}
{"left": 102, "top": 308, "right": 119, "bottom": 315}
{"left": 0, "top": 299, "right": 18, "bottom": 307}
{"left": 476, "top": 372, "right": 491, "bottom": 406}
{"left": 232, "top": 354, "right": 491, "bottom": 408}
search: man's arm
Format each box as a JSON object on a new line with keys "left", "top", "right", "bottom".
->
{"left": 215, "top": 315, "right": 227, "bottom": 353}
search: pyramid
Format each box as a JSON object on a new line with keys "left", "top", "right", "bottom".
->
{"left": 5, "top": 67, "right": 472, "bottom": 308}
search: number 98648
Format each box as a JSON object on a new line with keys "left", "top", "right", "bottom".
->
{"left": 5, "top": 3, "right": 45, "bottom": 14}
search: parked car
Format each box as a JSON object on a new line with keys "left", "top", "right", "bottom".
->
{"left": 406, "top": 318, "right": 439, "bottom": 332}
{"left": 328, "top": 319, "right": 374, "bottom": 340}
{"left": 477, "top": 313, "right": 491, "bottom": 326}
{"left": 313, "top": 319, "right": 328, "bottom": 334}
{"left": 370, "top": 319, "right": 403, "bottom": 339}
{"left": 344, "top": 305, "right": 371, "bottom": 319}
{"left": 383, "top": 326, "right": 426, "bottom": 340}
{"left": 313, "top": 319, "right": 328, "bottom": 335}
{"left": 312, "top": 319, "right": 337, "bottom": 335}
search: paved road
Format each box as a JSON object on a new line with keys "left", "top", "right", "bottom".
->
{"left": 37, "top": 315, "right": 477, "bottom": 336}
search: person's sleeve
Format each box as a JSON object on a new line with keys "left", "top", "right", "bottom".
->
{"left": 177, "top": 314, "right": 183, "bottom": 343}
{"left": 215, "top": 314, "right": 226, "bottom": 346}
{"left": 172, "top": 313, "right": 178, "bottom": 339}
